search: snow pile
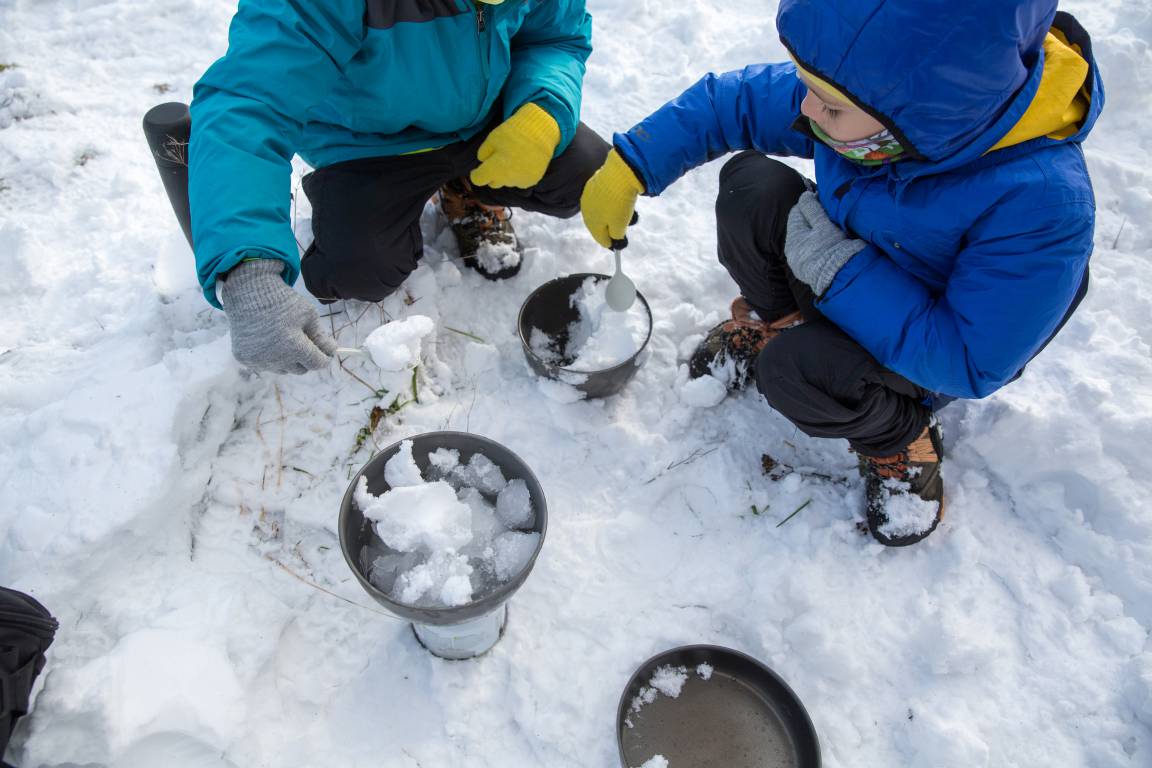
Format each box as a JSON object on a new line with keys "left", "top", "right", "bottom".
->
{"left": 679, "top": 373, "right": 728, "bottom": 408}
{"left": 473, "top": 239, "right": 522, "bottom": 275}
{"left": 630, "top": 665, "right": 693, "bottom": 720}
{"left": 635, "top": 756, "right": 669, "bottom": 768}
{"left": 696, "top": 663, "right": 714, "bottom": 681}
{"left": 363, "top": 315, "right": 436, "bottom": 371}
{"left": 649, "top": 665, "right": 689, "bottom": 698}
{"left": 875, "top": 478, "right": 941, "bottom": 541}
{"left": 531, "top": 278, "right": 651, "bottom": 372}
{"left": 356, "top": 478, "right": 472, "bottom": 553}
{"left": 565, "top": 278, "right": 650, "bottom": 371}
{"left": 356, "top": 441, "right": 540, "bottom": 608}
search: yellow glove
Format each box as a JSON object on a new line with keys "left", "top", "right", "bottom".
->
{"left": 470, "top": 103, "right": 560, "bottom": 189}
{"left": 580, "top": 149, "right": 645, "bottom": 249}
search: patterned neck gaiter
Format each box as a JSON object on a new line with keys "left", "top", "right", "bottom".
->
{"left": 809, "top": 120, "right": 906, "bottom": 166}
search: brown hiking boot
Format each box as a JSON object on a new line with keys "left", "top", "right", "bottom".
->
{"left": 439, "top": 178, "right": 522, "bottom": 280}
{"left": 858, "top": 421, "right": 945, "bottom": 547}
{"left": 688, "top": 298, "right": 804, "bottom": 390}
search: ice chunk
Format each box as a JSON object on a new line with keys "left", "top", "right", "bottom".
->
{"left": 363, "top": 315, "right": 436, "bottom": 371}
{"left": 393, "top": 551, "right": 474, "bottom": 607}
{"left": 469, "top": 557, "right": 502, "bottom": 599}
{"left": 649, "top": 665, "right": 688, "bottom": 698}
{"left": 355, "top": 477, "right": 472, "bottom": 553}
{"left": 384, "top": 439, "right": 424, "bottom": 488}
{"left": 452, "top": 453, "right": 508, "bottom": 496}
{"left": 496, "top": 479, "right": 534, "bottom": 529}
{"left": 491, "top": 530, "right": 540, "bottom": 581}
{"left": 696, "top": 662, "right": 714, "bottom": 681}
{"left": 368, "top": 551, "right": 424, "bottom": 594}
{"left": 459, "top": 487, "right": 502, "bottom": 557}
{"left": 426, "top": 447, "right": 461, "bottom": 480}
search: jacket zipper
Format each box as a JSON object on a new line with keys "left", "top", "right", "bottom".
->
{"left": 468, "top": 1, "right": 491, "bottom": 127}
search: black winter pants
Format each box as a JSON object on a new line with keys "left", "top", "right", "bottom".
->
{"left": 301, "top": 122, "right": 611, "bottom": 302}
{"left": 715, "top": 151, "right": 931, "bottom": 457}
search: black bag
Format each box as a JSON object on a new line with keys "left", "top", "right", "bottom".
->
{"left": 0, "top": 586, "right": 58, "bottom": 762}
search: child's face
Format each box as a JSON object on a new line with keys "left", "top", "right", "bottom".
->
{"left": 799, "top": 78, "right": 887, "bottom": 142}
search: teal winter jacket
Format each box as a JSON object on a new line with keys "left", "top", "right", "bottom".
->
{"left": 190, "top": 0, "right": 592, "bottom": 306}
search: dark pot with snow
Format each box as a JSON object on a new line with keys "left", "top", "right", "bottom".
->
{"left": 518, "top": 273, "right": 653, "bottom": 399}
{"left": 339, "top": 431, "right": 547, "bottom": 660}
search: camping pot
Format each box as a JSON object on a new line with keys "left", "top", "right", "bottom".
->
{"left": 339, "top": 431, "right": 547, "bottom": 659}
{"left": 518, "top": 273, "right": 653, "bottom": 399}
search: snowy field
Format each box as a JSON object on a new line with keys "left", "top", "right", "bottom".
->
{"left": 2, "top": 0, "right": 1151, "bottom": 765}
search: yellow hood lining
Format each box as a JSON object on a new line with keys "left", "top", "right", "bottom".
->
{"left": 989, "top": 29, "right": 1091, "bottom": 152}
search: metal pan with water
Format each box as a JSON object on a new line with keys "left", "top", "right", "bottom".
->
{"left": 518, "top": 273, "right": 653, "bottom": 399}
{"left": 617, "top": 645, "right": 821, "bottom": 768}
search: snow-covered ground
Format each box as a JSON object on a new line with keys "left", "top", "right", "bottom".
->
{"left": 2, "top": 0, "right": 1151, "bottom": 765}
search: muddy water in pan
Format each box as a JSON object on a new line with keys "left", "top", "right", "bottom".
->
{"left": 620, "top": 671, "right": 797, "bottom": 768}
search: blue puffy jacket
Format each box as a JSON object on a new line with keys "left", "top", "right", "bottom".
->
{"left": 615, "top": 2, "right": 1103, "bottom": 400}
{"left": 189, "top": 0, "right": 592, "bottom": 307}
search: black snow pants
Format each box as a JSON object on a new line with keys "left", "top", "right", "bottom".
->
{"left": 300, "top": 121, "right": 611, "bottom": 302}
{"left": 715, "top": 151, "right": 932, "bottom": 457}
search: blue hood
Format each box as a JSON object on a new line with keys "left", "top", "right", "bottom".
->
{"left": 777, "top": 0, "right": 1095, "bottom": 166}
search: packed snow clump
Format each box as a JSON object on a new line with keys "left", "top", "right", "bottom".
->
{"left": 628, "top": 664, "right": 699, "bottom": 724}
{"left": 680, "top": 374, "right": 728, "bottom": 408}
{"left": 530, "top": 278, "right": 650, "bottom": 372}
{"left": 356, "top": 440, "right": 541, "bottom": 608}
{"left": 473, "top": 239, "right": 522, "bottom": 275}
{"left": 363, "top": 315, "right": 436, "bottom": 371}
{"left": 875, "top": 478, "right": 941, "bottom": 540}
{"left": 649, "top": 665, "right": 689, "bottom": 698}
{"left": 635, "top": 756, "right": 669, "bottom": 768}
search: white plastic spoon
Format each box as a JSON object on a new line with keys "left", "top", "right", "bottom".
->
{"left": 605, "top": 247, "right": 637, "bottom": 312}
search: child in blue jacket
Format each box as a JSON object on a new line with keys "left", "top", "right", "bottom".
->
{"left": 581, "top": 0, "right": 1103, "bottom": 546}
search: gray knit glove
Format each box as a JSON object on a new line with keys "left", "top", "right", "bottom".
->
{"left": 784, "top": 191, "right": 868, "bottom": 295}
{"left": 219, "top": 259, "right": 336, "bottom": 374}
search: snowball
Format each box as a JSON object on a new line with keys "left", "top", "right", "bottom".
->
{"left": 363, "top": 315, "right": 436, "bottom": 371}
{"left": 876, "top": 478, "right": 941, "bottom": 540}
{"left": 393, "top": 551, "right": 474, "bottom": 607}
{"left": 491, "top": 531, "right": 540, "bottom": 581}
{"left": 355, "top": 477, "right": 472, "bottom": 553}
{"left": 696, "top": 663, "right": 714, "bottom": 681}
{"left": 680, "top": 375, "right": 728, "bottom": 408}
{"left": 383, "top": 439, "right": 423, "bottom": 488}
{"left": 649, "top": 665, "right": 688, "bottom": 698}
{"left": 496, "top": 479, "right": 534, "bottom": 529}
{"left": 564, "top": 278, "right": 650, "bottom": 372}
